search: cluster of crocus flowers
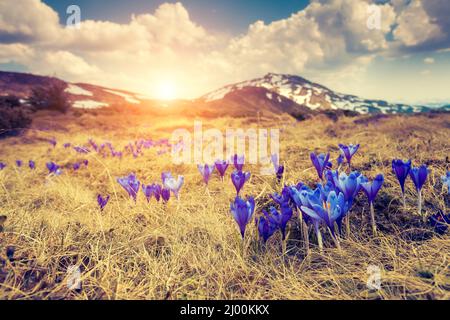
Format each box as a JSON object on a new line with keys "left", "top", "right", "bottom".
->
{"left": 142, "top": 183, "right": 162, "bottom": 202}
{"left": 117, "top": 173, "right": 141, "bottom": 202}
{"left": 162, "top": 172, "right": 184, "bottom": 199}
{"left": 46, "top": 162, "right": 62, "bottom": 175}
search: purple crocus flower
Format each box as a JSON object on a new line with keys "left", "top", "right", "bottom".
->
{"left": 392, "top": 159, "right": 412, "bottom": 206}
{"left": 409, "top": 164, "right": 430, "bottom": 220}
{"left": 73, "top": 163, "right": 80, "bottom": 171}
{"left": 89, "top": 139, "right": 99, "bottom": 152}
{"left": 361, "top": 174, "right": 384, "bottom": 235}
{"left": 16, "top": 160, "right": 22, "bottom": 168}
{"left": 46, "top": 162, "right": 62, "bottom": 175}
{"left": 338, "top": 144, "right": 360, "bottom": 167}
{"left": 162, "top": 173, "right": 184, "bottom": 199}
{"left": 257, "top": 213, "right": 278, "bottom": 243}
{"left": 49, "top": 138, "right": 57, "bottom": 148}
{"left": 161, "top": 188, "right": 171, "bottom": 203}
{"left": 336, "top": 154, "right": 344, "bottom": 168}
{"left": 442, "top": 172, "right": 450, "bottom": 195}
{"left": 142, "top": 184, "right": 162, "bottom": 202}
{"left": 271, "top": 154, "right": 285, "bottom": 181}
{"left": 409, "top": 165, "right": 429, "bottom": 192}
{"left": 97, "top": 194, "right": 110, "bottom": 211}
{"left": 301, "top": 191, "right": 347, "bottom": 249}
{"left": 83, "top": 160, "right": 89, "bottom": 167}
{"left": 0, "top": 162, "right": 6, "bottom": 170}
{"left": 268, "top": 203, "right": 293, "bottom": 240}
{"left": 231, "top": 170, "right": 251, "bottom": 195}
{"left": 230, "top": 196, "right": 255, "bottom": 239}
{"left": 63, "top": 143, "right": 71, "bottom": 148}
{"left": 197, "top": 164, "right": 215, "bottom": 185}
{"left": 232, "top": 154, "right": 245, "bottom": 171}
{"left": 28, "top": 160, "right": 35, "bottom": 170}
{"left": 215, "top": 160, "right": 229, "bottom": 181}
{"left": 310, "top": 152, "right": 331, "bottom": 180}
{"left": 117, "top": 173, "right": 140, "bottom": 201}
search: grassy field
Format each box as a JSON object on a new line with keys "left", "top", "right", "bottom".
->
{"left": 0, "top": 109, "right": 449, "bottom": 300}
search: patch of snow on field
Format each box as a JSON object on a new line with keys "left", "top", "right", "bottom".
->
{"left": 104, "top": 89, "right": 141, "bottom": 104}
{"left": 73, "top": 100, "right": 109, "bottom": 109}
{"left": 66, "top": 85, "right": 93, "bottom": 96}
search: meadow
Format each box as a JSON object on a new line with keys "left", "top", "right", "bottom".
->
{"left": 0, "top": 108, "right": 449, "bottom": 300}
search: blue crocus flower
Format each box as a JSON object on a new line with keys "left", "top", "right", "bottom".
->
{"left": 117, "top": 173, "right": 141, "bottom": 202}
{"left": 268, "top": 203, "right": 293, "bottom": 241}
{"left": 46, "top": 162, "right": 62, "bottom": 175}
{"left": 392, "top": 159, "right": 411, "bottom": 207}
{"left": 336, "top": 154, "right": 344, "bottom": 168}
{"left": 338, "top": 144, "right": 360, "bottom": 167}
{"left": 310, "top": 152, "right": 331, "bottom": 180}
{"left": 409, "top": 164, "right": 430, "bottom": 220}
{"left": 335, "top": 171, "right": 364, "bottom": 204}
{"left": 161, "top": 188, "right": 171, "bottom": 203}
{"left": 0, "top": 162, "right": 6, "bottom": 170}
{"left": 28, "top": 160, "right": 36, "bottom": 170}
{"left": 257, "top": 213, "right": 278, "bottom": 244}
{"left": 442, "top": 172, "right": 450, "bottom": 195}
{"left": 271, "top": 154, "right": 285, "bottom": 182}
{"left": 361, "top": 174, "right": 384, "bottom": 235}
{"left": 230, "top": 196, "right": 255, "bottom": 239}
{"left": 231, "top": 170, "right": 251, "bottom": 195}
{"left": 16, "top": 160, "right": 22, "bottom": 168}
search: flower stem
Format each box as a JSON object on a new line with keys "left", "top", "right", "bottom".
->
{"left": 315, "top": 224, "right": 323, "bottom": 252}
{"left": 303, "top": 221, "right": 310, "bottom": 256}
{"left": 370, "top": 202, "right": 377, "bottom": 236}
{"left": 328, "top": 228, "right": 341, "bottom": 251}
{"left": 402, "top": 193, "right": 406, "bottom": 210}
{"left": 418, "top": 190, "right": 425, "bottom": 222}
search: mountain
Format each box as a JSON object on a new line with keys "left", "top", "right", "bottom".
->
{"left": 0, "top": 71, "right": 153, "bottom": 109}
{"left": 1, "top": 71, "right": 448, "bottom": 116}
{"left": 200, "top": 73, "right": 449, "bottom": 114}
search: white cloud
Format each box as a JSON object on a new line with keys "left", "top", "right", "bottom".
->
{"left": 424, "top": 57, "right": 435, "bottom": 64}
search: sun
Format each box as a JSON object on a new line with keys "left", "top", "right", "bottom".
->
{"left": 157, "top": 81, "right": 177, "bottom": 100}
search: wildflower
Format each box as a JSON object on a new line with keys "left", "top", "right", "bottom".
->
{"left": 392, "top": 159, "right": 411, "bottom": 208}
{"left": 442, "top": 172, "right": 450, "bottom": 195}
{"left": 83, "top": 160, "right": 89, "bottom": 167}
{"left": 336, "top": 154, "right": 344, "bottom": 168}
{"left": 63, "top": 143, "right": 71, "bottom": 148}
{"left": 230, "top": 196, "right": 255, "bottom": 239}
{"left": 232, "top": 154, "right": 245, "bottom": 171}
{"left": 88, "top": 139, "right": 99, "bottom": 152}
{"left": 162, "top": 172, "right": 184, "bottom": 199}
{"left": 361, "top": 174, "right": 384, "bottom": 235}
{"left": 301, "top": 191, "right": 347, "bottom": 250}
{"left": 428, "top": 212, "right": 450, "bottom": 235}
{"left": 335, "top": 171, "right": 365, "bottom": 205}
{"left": 0, "top": 162, "right": 6, "bottom": 170}
{"left": 268, "top": 203, "right": 293, "bottom": 240}
{"left": 28, "top": 160, "right": 35, "bottom": 170}
{"left": 197, "top": 164, "right": 215, "bottom": 185}
{"left": 409, "top": 164, "right": 430, "bottom": 220}
{"left": 142, "top": 184, "right": 162, "bottom": 202}
{"left": 271, "top": 186, "right": 292, "bottom": 206}
{"left": 117, "top": 173, "right": 140, "bottom": 201}
{"left": 16, "top": 160, "right": 22, "bottom": 168}
{"left": 257, "top": 213, "right": 278, "bottom": 243}
{"left": 73, "top": 163, "right": 80, "bottom": 171}
{"left": 338, "top": 144, "right": 360, "bottom": 167}
{"left": 49, "top": 138, "right": 57, "bottom": 148}
{"left": 97, "top": 194, "right": 110, "bottom": 211}
{"left": 46, "top": 162, "right": 62, "bottom": 175}
{"left": 231, "top": 170, "right": 251, "bottom": 195}
{"left": 310, "top": 152, "right": 331, "bottom": 180}
{"left": 161, "top": 188, "right": 171, "bottom": 203}
{"left": 214, "top": 160, "right": 229, "bottom": 181}
{"left": 271, "top": 154, "right": 285, "bottom": 182}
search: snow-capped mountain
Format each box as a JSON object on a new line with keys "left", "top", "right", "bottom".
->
{"left": 200, "top": 73, "right": 449, "bottom": 114}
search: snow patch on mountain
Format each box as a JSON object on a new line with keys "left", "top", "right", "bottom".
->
{"left": 65, "top": 84, "right": 93, "bottom": 96}
{"left": 103, "top": 89, "right": 140, "bottom": 104}
{"left": 73, "top": 100, "right": 109, "bottom": 109}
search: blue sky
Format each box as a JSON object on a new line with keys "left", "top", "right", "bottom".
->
{"left": 42, "top": 0, "right": 310, "bottom": 34}
{"left": 1, "top": 0, "right": 449, "bottom": 103}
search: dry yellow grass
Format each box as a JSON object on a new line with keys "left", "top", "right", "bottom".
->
{"left": 0, "top": 110, "right": 449, "bottom": 300}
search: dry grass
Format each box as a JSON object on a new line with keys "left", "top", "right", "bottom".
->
{"left": 0, "top": 110, "right": 449, "bottom": 300}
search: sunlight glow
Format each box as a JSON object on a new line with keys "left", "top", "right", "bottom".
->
{"left": 157, "top": 81, "right": 177, "bottom": 100}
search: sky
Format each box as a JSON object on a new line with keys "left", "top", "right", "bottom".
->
{"left": 1, "top": 0, "right": 450, "bottom": 103}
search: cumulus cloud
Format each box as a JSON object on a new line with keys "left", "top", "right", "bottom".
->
{"left": 0, "top": 0, "right": 448, "bottom": 100}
